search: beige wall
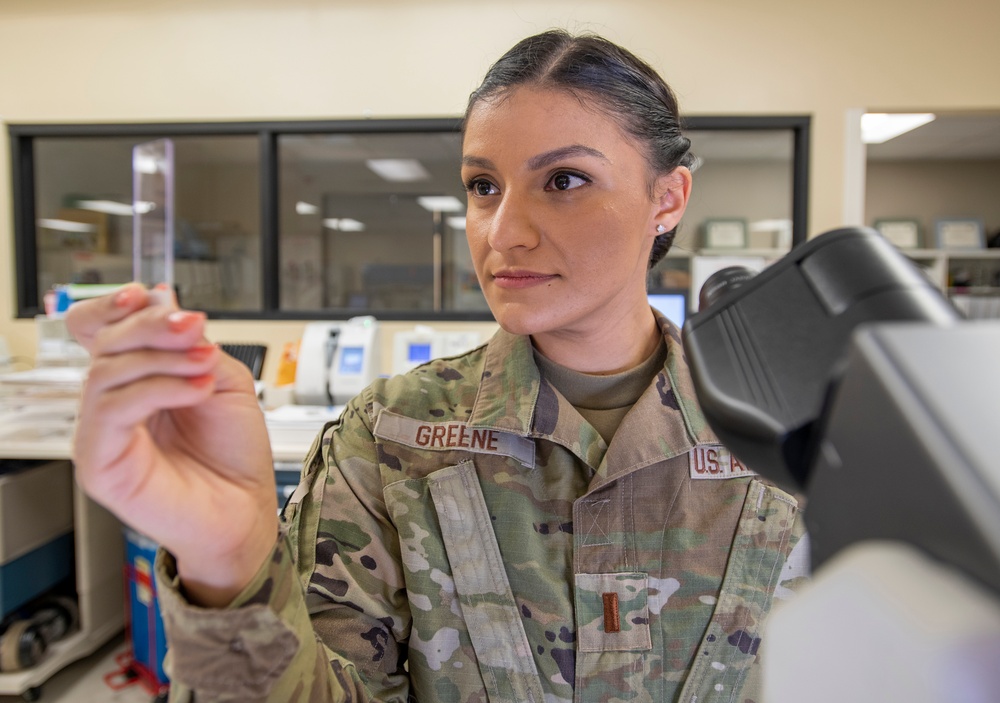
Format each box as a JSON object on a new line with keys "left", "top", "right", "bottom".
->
{"left": 3, "top": 0, "right": 999, "bottom": 379}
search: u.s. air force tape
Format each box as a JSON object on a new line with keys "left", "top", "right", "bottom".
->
{"left": 689, "top": 445, "right": 756, "bottom": 480}
{"left": 374, "top": 411, "right": 535, "bottom": 468}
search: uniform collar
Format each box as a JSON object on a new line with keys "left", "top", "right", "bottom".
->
{"left": 655, "top": 311, "right": 718, "bottom": 449}
{"left": 468, "top": 327, "right": 540, "bottom": 433}
{"left": 598, "top": 312, "right": 719, "bottom": 483}
{"left": 468, "top": 313, "right": 718, "bottom": 476}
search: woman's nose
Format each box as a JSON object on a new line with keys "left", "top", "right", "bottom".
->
{"left": 486, "top": 191, "right": 540, "bottom": 252}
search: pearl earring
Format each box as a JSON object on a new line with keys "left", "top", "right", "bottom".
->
{"left": 655, "top": 224, "right": 667, "bottom": 234}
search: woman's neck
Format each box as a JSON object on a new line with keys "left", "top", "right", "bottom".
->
{"left": 531, "top": 307, "right": 661, "bottom": 375}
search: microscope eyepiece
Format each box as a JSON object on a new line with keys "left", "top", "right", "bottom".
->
{"left": 698, "top": 266, "right": 757, "bottom": 311}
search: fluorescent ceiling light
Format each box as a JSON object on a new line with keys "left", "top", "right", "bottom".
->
{"left": 861, "top": 113, "right": 935, "bottom": 144}
{"left": 418, "top": 195, "right": 465, "bottom": 213}
{"left": 447, "top": 216, "right": 467, "bottom": 230}
{"left": 37, "top": 218, "right": 97, "bottom": 233}
{"left": 323, "top": 218, "right": 366, "bottom": 232}
{"left": 366, "top": 159, "right": 431, "bottom": 182}
{"left": 295, "top": 201, "right": 319, "bottom": 215}
{"left": 133, "top": 201, "right": 156, "bottom": 214}
{"left": 337, "top": 218, "right": 366, "bottom": 232}
{"left": 75, "top": 199, "right": 134, "bottom": 216}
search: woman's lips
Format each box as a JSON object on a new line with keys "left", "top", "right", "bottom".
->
{"left": 492, "top": 271, "right": 558, "bottom": 289}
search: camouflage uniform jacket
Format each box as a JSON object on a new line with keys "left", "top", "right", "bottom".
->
{"left": 157, "top": 313, "right": 809, "bottom": 703}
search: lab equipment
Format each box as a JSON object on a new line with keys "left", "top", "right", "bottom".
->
{"left": 391, "top": 326, "right": 482, "bottom": 375}
{"left": 689, "top": 254, "right": 767, "bottom": 311}
{"left": 684, "top": 226, "right": 958, "bottom": 492}
{"left": 682, "top": 226, "right": 1000, "bottom": 700}
{"left": 293, "top": 317, "right": 380, "bottom": 406}
{"left": 264, "top": 403, "right": 344, "bottom": 497}
{"left": 33, "top": 317, "right": 88, "bottom": 368}
{"left": 264, "top": 404, "right": 343, "bottom": 453}
{"left": 133, "top": 138, "right": 175, "bottom": 304}
{"left": 219, "top": 344, "right": 268, "bottom": 380}
{"left": 122, "top": 528, "right": 169, "bottom": 696}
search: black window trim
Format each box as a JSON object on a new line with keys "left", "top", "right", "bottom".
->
{"left": 8, "top": 114, "right": 809, "bottom": 320}
{"left": 683, "top": 114, "right": 811, "bottom": 249}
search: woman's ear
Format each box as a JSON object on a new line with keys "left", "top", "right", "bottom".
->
{"left": 652, "top": 166, "right": 692, "bottom": 233}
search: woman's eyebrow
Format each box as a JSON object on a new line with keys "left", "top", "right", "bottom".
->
{"left": 462, "top": 155, "right": 494, "bottom": 169}
{"left": 461, "top": 145, "right": 609, "bottom": 172}
{"left": 527, "top": 144, "right": 608, "bottom": 170}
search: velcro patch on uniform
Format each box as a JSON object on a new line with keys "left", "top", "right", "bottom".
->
{"left": 374, "top": 411, "right": 535, "bottom": 468}
{"left": 689, "top": 445, "right": 756, "bottom": 480}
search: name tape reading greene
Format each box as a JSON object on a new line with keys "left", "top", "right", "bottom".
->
{"left": 374, "top": 411, "right": 535, "bottom": 468}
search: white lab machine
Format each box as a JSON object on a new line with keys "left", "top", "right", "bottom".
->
{"left": 34, "top": 317, "right": 89, "bottom": 367}
{"left": 392, "top": 325, "right": 482, "bottom": 375}
{"left": 269, "top": 317, "right": 380, "bottom": 504}
{"left": 292, "top": 317, "right": 380, "bottom": 406}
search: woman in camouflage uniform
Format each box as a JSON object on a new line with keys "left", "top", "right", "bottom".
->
{"left": 69, "top": 30, "right": 808, "bottom": 703}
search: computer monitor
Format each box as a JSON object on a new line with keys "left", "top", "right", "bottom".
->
{"left": 648, "top": 289, "right": 688, "bottom": 328}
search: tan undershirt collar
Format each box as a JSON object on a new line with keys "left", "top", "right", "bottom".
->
{"left": 534, "top": 338, "right": 667, "bottom": 444}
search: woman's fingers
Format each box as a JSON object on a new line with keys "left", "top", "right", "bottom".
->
{"left": 91, "top": 307, "right": 207, "bottom": 357}
{"left": 76, "top": 342, "right": 222, "bottom": 474}
{"left": 85, "top": 368, "right": 219, "bottom": 429}
{"left": 63, "top": 284, "right": 279, "bottom": 602}
{"left": 79, "top": 292, "right": 255, "bottom": 396}
{"left": 65, "top": 283, "right": 167, "bottom": 352}
{"left": 83, "top": 344, "right": 220, "bottom": 397}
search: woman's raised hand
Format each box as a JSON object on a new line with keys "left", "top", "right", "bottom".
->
{"left": 67, "top": 284, "right": 278, "bottom": 606}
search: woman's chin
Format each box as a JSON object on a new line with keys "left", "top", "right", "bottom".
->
{"left": 488, "top": 303, "right": 557, "bottom": 338}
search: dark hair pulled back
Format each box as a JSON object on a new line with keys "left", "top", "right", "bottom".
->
{"left": 465, "top": 30, "right": 694, "bottom": 268}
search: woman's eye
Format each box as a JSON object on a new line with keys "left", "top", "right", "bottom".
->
{"left": 547, "top": 172, "right": 588, "bottom": 191}
{"left": 467, "top": 179, "right": 498, "bottom": 197}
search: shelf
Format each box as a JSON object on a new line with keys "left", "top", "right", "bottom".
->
{"left": 903, "top": 248, "right": 1000, "bottom": 260}
{"left": 665, "top": 247, "right": 789, "bottom": 260}
{"left": 898, "top": 248, "right": 1000, "bottom": 293}
{"left": 949, "top": 286, "right": 1000, "bottom": 296}
{"left": 0, "top": 460, "right": 124, "bottom": 698}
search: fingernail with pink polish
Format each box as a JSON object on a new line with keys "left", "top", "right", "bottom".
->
{"left": 113, "top": 287, "right": 135, "bottom": 308}
{"left": 167, "top": 311, "right": 203, "bottom": 333}
{"left": 188, "top": 374, "right": 214, "bottom": 388}
{"left": 187, "top": 344, "right": 216, "bottom": 361}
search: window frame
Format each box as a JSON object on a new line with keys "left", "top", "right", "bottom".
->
{"left": 9, "top": 115, "right": 809, "bottom": 320}
{"left": 683, "top": 114, "right": 810, "bottom": 249}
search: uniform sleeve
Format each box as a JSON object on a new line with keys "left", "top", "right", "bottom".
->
{"left": 156, "top": 390, "right": 412, "bottom": 703}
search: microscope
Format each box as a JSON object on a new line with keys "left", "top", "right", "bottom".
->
{"left": 683, "top": 226, "right": 1000, "bottom": 702}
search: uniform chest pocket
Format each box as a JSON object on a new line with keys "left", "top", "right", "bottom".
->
{"left": 575, "top": 572, "right": 651, "bottom": 652}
